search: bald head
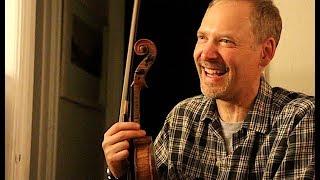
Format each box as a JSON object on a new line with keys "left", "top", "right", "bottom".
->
{"left": 208, "top": 0, "right": 282, "bottom": 46}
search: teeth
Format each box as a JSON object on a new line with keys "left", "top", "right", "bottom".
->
{"left": 204, "top": 67, "right": 225, "bottom": 75}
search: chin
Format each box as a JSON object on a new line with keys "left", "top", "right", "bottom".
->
{"left": 200, "top": 83, "right": 227, "bottom": 99}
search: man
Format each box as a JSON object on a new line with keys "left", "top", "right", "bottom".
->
{"left": 102, "top": 0, "right": 315, "bottom": 179}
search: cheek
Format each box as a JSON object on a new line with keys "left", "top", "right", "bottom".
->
{"left": 243, "top": 54, "right": 260, "bottom": 69}
{"left": 236, "top": 56, "right": 260, "bottom": 76}
{"left": 193, "top": 44, "right": 201, "bottom": 61}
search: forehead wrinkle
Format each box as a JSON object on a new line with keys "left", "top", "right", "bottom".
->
{"left": 197, "top": 26, "right": 243, "bottom": 42}
{"left": 205, "top": 1, "right": 253, "bottom": 29}
{"left": 199, "top": 17, "right": 253, "bottom": 44}
{"left": 202, "top": 13, "right": 251, "bottom": 30}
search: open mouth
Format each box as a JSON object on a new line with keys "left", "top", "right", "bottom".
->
{"left": 202, "top": 66, "right": 228, "bottom": 78}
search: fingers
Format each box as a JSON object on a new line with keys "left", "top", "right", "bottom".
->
{"left": 105, "top": 122, "right": 141, "bottom": 136}
{"left": 102, "top": 121, "right": 147, "bottom": 174}
{"left": 102, "top": 122, "right": 145, "bottom": 177}
{"left": 105, "top": 129, "right": 146, "bottom": 145}
{"left": 104, "top": 122, "right": 146, "bottom": 145}
{"left": 111, "top": 150, "right": 129, "bottom": 162}
{"left": 102, "top": 122, "right": 146, "bottom": 160}
{"left": 103, "top": 140, "right": 130, "bottom": 162}
{"left": 111, "top": 140, "right": 130, "bottom": 153}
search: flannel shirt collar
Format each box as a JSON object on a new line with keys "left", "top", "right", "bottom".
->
{"left": 243, "top": 77, "right": 272, "bottom": 134}
{"left": 200, "top": 76, "right": 272, "bottom": 134}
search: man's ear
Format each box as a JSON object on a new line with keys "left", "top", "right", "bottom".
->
{"left": 260, "top": 37, "right": 276, "bottom": 68}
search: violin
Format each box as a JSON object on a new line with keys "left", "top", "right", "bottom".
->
{"left": 118, "top": 0, "right": 158, "bottom": 179}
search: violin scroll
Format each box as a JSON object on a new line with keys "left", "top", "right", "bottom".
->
{"left": 132, "top": 39, "right": 157, "bottom": 88}
{"left": 134, "top": 39, "right": 157, "bottom": 58}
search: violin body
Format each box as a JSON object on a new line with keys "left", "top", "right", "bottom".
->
{"left": 133, "top": 136, "right": 158, "bottom": 180}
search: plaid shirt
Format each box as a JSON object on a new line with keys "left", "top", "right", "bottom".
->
{"left": 154, "top": 77, "right": 315, "bottom": 179}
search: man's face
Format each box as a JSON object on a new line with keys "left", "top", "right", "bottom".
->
{"left": 193, "top": 1, "right": 263, "bottom": 100}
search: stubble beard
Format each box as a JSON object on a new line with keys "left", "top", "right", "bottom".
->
{"left": 200, "top": 74, "right": 232, "bottom": 99}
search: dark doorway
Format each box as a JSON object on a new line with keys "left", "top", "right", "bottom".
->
{"left": 124, "top": 0, "right": 211, "bottom": 138}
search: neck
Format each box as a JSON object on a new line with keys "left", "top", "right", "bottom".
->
{"left": 216, "top": 78, "right": 261, "bottom": 123}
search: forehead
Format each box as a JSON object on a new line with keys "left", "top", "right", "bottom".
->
{"left": 200, "top": 1, "right": 253, "bottom": 34}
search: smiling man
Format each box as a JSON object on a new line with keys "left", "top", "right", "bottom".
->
{"left": 102, "top": 0, "right": 315, "bottom": 179}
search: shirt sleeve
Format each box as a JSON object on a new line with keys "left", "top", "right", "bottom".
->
{"left": 273, "top": 102, "right": 315, "bottom": 179}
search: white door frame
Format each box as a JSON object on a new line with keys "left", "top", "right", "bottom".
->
{"left": 5, "top": 0, "right": 36, "bottom": 179}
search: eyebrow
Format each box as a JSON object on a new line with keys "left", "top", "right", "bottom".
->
{"left": 197, "top": 30, "right": 238, "bottom": 41}
{"left": 196, "top": 30, "right": 205, "bottom": 35}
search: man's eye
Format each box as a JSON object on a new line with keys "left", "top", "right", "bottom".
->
{"left": 219, "top": 38, "right": 236, "bottom": 47}
{"left": 197, "top": 35, "right": 205, "bottom": 40}
{"left": 220, "top": 39, "right": 232, "bottom": 44}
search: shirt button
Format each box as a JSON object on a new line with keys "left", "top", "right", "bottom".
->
{"left": 216, "top": 160, "right": 222, "bottom": 166}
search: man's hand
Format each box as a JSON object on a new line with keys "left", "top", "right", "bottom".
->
{"left": 102, "top": 122, "right": 146, "bottom": 178}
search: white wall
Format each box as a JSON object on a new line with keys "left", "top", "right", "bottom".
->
{"left": 267, "top": 0, "right": 315, "bottom": 96}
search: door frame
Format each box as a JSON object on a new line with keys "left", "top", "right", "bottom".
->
{"left": 5, "top": 0, "right": 36, "bottom": 179}
{"left": 29, "top": 0, "right": 62, "bottom": 179}
{"left": 30, "top": 0, "right": 126, "bottom": 179}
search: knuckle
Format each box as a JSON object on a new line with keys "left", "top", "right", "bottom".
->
{"left": 103, "top": 147, "right": 110, "bottom": 155}
{"left": 114, "top": 122, "right": 121, "bottom": 130}
{"left": 101, "top": 141, "right": 106, "bottom": 148}
{"left": 104, "top": 131, "right": 109, "bottom": 138}
{"left": 103, "top": 144, "right": 114, "bottom": 155}
{"left": 106, "top": 154, "right": 113, "bottom": 162}
{"left": 104, "top": 137, "right": 111, "bottom": 145}
{"left": 102, "top": 141, "right": 111, "bottom": 151}
{"left": 102, "top": 136, "right": 110, "bottom": 146}
{"left": 118, "top": 131, "right": 126, "bottom": 140}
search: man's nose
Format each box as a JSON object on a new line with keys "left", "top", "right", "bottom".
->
{"left": 201, "top": 42, "right": 219, "bottom": 60}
